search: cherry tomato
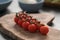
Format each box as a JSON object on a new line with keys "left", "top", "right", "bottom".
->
{"left": 36, "top": 23, "right": 40, "bottom": 30}
{"left": 19, "top": 14, "right": 23, "bottom": 17}
{"left": 19, "top": 11, "right": 25, "bottom": 16}
{"left": 30, "top": 19, "right": 37, "bottom": 24}
{"left": 38, "top": 24, "right": 45, "bottom": 31}
{"left": 19, "top": 12, "right": 27, "bottom": 18}
{"left": 26, "top": 16, "right": 32, "bottom": 22}
{"left": 22, "top": 18, "right": 26, "bottom": 22}
{"left": 28, "top": 24, "right": 37, "bottom": 33}
{"left": 14, "top": 17, "right": 19, "bottom": 24}
{"left": 40, "top": 26, "right": 49, "bottom": 35}
{"left": 34, "top": 21, "right": 40, "bottom": 30}
{"left": 22, "top": 21, "right": 30, "bottom": 30}
{"left": 18, "top": 19, "right": 23, "bottom": 26}
{"left": 20, "top": 15, "right": 24, "bottom": 18}
{"left": 32, "top": 19, "right": 36, "bottom": 21}
{"left": 24, "top": 15, "right": 27, "bottom": 18}
{"left": 23, "top": 12, "right": 27, "bottom": 17}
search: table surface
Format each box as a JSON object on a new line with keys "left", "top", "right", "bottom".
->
{"left": 0, "top": 0, "right": 60, "bottom": 40}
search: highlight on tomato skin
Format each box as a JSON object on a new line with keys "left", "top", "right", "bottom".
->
{"left": 19, "top": 11, "right": 27, "bottom": 18}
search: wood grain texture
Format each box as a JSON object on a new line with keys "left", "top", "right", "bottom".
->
{"left": 0, "top": 13, "right": 59, "bottom": 40}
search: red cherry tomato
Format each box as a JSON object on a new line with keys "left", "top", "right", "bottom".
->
{"left": 36, "top": 25, "right": 40, "bottom": 31}
{"left": 19, "top": 11, "right": 27, "bottom": 16}
{"left": 23, "top": 15, "right": 27, "bottom": 18}
{"left": 34, "top": 21, "right": 40, "bottom": 30}
{"left": 26, "top": 16, "right": 32, "bottom": 22}
{"left": 19, "top": 13, "right": 27, "bottom": 18}
{"left": 22, "top": 21, "right": 30, "bottom": 30}
{"left": 28, "top": 24, "right": 37, "bottom": 33}
{"left": 19, "top": 11, "right": 25, "bottom": 16}
{"left": 32, "top": 19, "right": 36, "bottom": 22}
{"left": 23, "top": 13, "right": 27, "bottom": 17}
{"left": 20, "top": 15, "right": 24, "bottom": 18}
{"left": 18, "top": 19, "right": 23, "bottom": 26}
{"left": 38, "top": 24, "right": 45, "bottom": 31}
{"left": 30, "top": 19, "right": 37, "bottom": 24}
{"left": 40, "top": 26, "right": 49, "bottom": 35}
{"left": 22, "top": 18, "right": 26, "bottom": 22}
{"left": 14, "top": 17, "right": 19, "bottom": 24}
{"left": 19, "top": 14, "right": 23, "bottom": 17}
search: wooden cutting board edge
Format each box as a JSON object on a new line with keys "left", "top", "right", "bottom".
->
{"left": 0, "top": 23, "right": 24, "bottom": 40}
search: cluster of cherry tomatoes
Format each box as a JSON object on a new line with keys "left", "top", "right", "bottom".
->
{"left": 14, "top": 12, "right": 49, "bottom": 35}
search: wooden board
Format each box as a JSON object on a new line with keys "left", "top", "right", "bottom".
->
{"left": 1, "top": 13, "right": 60, "bottom": 40}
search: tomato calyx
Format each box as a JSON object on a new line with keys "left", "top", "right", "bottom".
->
{"left": 16, "top": 13, "right": 19, "bottom": 17}
{"left": 18, "top": 11, "right": 27, "bottom": 18}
